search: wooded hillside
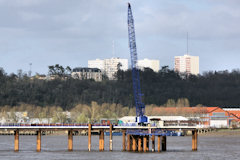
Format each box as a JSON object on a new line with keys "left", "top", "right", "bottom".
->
{"left": 0, "top": 66, "right": 240, "bottom": 109}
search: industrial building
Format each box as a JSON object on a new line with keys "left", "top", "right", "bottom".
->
{"left": 192, "top": 107, "right": 240, "bottom": 128}
{"left": 118, "top": 107, "right": 240, "bottom": 129}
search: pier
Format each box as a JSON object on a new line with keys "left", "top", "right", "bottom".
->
{"left": 0, "top": 124, "right": 198, "bottom": 152}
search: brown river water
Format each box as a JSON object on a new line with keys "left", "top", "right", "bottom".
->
{"left": 0, "top": 135, "right": 239, "bottom": 160}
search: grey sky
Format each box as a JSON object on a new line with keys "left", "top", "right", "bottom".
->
{"left": 0, "top": 0, "right": 240, "bottom": 75}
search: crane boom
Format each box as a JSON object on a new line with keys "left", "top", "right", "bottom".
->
{"left": 128, "top": 3, "right": 147, "bottom": 123}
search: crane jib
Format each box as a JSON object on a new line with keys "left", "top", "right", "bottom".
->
{"left": 127, "top": 3, "right": 148, "bottom": 124}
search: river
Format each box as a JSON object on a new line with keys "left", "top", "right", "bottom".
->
{"left": 0, "top": 135, "right": 239, "bottom": 160}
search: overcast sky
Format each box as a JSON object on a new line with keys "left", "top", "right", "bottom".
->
{"left": 0, "top": 0, "right": 240, "bottom": 75}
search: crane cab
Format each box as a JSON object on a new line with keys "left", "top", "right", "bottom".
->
{"left": 136, "top": 116, "right": 148, "bottom": 125}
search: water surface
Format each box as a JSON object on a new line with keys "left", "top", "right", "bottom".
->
{"left": 0, "top": 135, "right": 239, "bottom": 160}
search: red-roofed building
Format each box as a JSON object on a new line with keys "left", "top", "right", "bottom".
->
{"left": 145, "top": 106, "right": 240, "bottom": 128}
{"left": 207, "top": 107, "right": 230, "bottom": 128}
{"left": 200, "top": 107, "right": 240, "bottom": 128}
{"left": 223, "top": 108, "right": 240, "bottom": 127}
{"left": 223, "top": 108, "right": 240, "bottom": 119}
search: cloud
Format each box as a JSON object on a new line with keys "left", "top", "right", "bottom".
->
{"left": 133, "top": 0, "right": 240, "bottom": 40}
{"left": 0, "top": 0, "right": 240, "bottom": 74}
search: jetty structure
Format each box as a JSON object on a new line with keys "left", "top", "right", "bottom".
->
{"left": 0, "top": 123, "right": 198, "bottom": 152}
{"left": 0, "top": 3, "right": 198, "bottom": 153}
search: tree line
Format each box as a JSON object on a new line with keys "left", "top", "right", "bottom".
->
{"left": 0, "top": 66, "right": 240, "bottom": 110}
{"left": 0, "top": 102, "right": 206, "bottom": 123}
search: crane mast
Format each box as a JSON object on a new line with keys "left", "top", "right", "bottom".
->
{"left": 128, "top": 3, "right": 148, "bottom": 124}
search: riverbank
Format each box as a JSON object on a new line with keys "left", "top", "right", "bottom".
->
{"left": 199, "top": 128, "right": 240, "bottom": 137}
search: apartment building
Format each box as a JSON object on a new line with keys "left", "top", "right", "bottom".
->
{"left": 137, "top": 58, "right": 160, "bottom": 72}
{"left": 88, "top": 58, "right": 128, "bottom": 80}
{"left": 174, "top": 54, "right": 199, "bottom": 75}
{"left": 71, "top": 67, "right": 102, "bottom": 81}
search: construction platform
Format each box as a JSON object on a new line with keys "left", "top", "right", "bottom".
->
{"left": 0, "top": 123, "right": 198, "bottom": 152}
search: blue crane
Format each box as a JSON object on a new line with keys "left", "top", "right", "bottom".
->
{"left": 127, "top": 3, "right": 148, "bottom": 124}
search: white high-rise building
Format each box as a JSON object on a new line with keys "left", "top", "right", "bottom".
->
{"left": 88, "top": 58, "right": 128, "bottom": 80}
{"left": 137, "top": 58, "right": 160, "bottom": 72}
{"left": 88, "top": 59, "right": 104, "bottom": 70}
{"left": 104, "top": 58, "right": 128, "bottom": 80}
{"left": 174, "top": 54, "right": 199, "bottom": 75}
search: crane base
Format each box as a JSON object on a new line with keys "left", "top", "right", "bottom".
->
{"left": 136, "top": 116, "right": 148, "bottom": 124}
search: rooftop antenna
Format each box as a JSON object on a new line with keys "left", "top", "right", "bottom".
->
{"left": 112, "top": 40, "right": 115, "bottom": 58}
{"left": 187, "top": 32, "right": 189, "bottom": 55}
{"left": 29, "top": 63, "right": 32, "bottom": 77}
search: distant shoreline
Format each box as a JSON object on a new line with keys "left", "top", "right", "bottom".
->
{"left": 199, "top": 128, "right": 240, "bottom": 137}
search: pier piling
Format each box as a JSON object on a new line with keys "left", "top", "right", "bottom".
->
{"left": 195, "top": 130, "right": 198, "bottom": 151}
{"left": 122, "top": 130, "right": 126, "bottom": 151}
{"left": 14, "top": 129, "right": 19, "bottom": 152}
{"left": 88, "top": 124, "right": 92, "bottom": 151}
{"left": 127, "top": 134, "right": 131, "bottom": 151}
{"left": 68, "top": 130, "right": 73, "bottom": 151}
{"left": 192, "top": 129, "right": 198, "bottom": 151}
{"left": 162, "top": 136, "right": 166, "bottom": 151}
{"left": 146, "top": 136, "right": 149, "bottom": 151}
{"left": 157, "top": 135, "right": 161, "bottom": 152}
{"left": 109, "top": 124, "right": 113, "bottom": 151}
{"left": 132, "top": 135, "right": 137, "bottom": 151}
{"left": 143, "top": 136, "right": 147, "bottom": 152}
{"left": 138, "top": 136, "right": 143, "bottom": 152}
{"left": 151, "top": 135, "right": 155, "bottom": 152}
{"left": 36, "top": 130, "right": 41, "bottom": 152}
{"left": 99, "top": 129, "right": 104, "bottom": 151}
